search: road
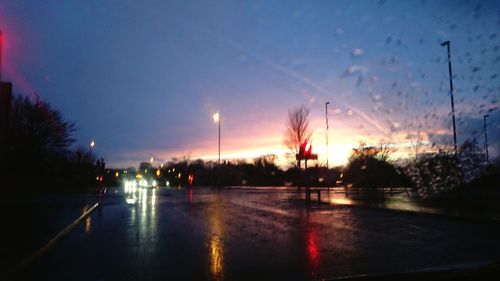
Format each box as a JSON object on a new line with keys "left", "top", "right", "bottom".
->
{"left": 8, "top": 187, "right": 500, "bottom": 280}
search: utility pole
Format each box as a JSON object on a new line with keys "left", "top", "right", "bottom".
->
{"left": 325, "top": 101, "right": 330, "bottom": 169}
{"left": 441, "top": 41, "right": 458, "bottom": 156}
{"left": 484, "top": 114, "right": 489, "bottom": 162}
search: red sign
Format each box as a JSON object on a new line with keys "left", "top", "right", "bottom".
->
{"left": 296, "top": 140, "right": 318, "bottom": 160}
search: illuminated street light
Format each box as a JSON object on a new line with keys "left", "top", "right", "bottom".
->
{"left": 89, "top": 139, "right": 95, "bottom": 153}
{"left": 213, "top": 111, "right": 221, "bottom": 166}
{"left": 213, "top": 111, "right": 221, "bottom": 188}
{"left": 150, "top": 157, "right": 154, "bottom": 163}
{"left": 212, "top": 112, "right": 220, "bottom": 123}
{"left": 325, "top": 101, "right": 330, "bottom": 169}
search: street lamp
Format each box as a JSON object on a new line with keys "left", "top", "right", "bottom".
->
{"left": 213, "top": 111, "right": 221, "bottom": 166}
{"left": 213, "top": 111, "right": 221, "bottom": 188}
{"left": 484, "top": 114, "right": 490, "bottom": 162}
{"left": 325, "top": 101, "right": 330, "bottom": 169}
{"left": 89, "top": 139, "right": 95, "bottom": 153}
{"left": 440, "top": 40, "right": 458, "bottom": 156}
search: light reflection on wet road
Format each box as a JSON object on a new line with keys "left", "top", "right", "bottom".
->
{"left": 24, "top": 187, "right": 500, "bottom": 280}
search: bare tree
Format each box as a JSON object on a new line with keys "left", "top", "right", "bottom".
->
{"left": 408, "top": 130, "right": 424, "bottom": 159}
{"left": 350, "top": 141, "right": 395, "bottom": 162}
{"left": 253, "top": 154, "right": 278, "bottom": 168}
{"left": 284, "top": 105, "right": 312, "bottom": 167}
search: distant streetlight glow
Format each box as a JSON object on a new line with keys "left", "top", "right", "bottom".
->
{"left": 150, "top": 157, "right": 154, "bottom": 163}
{"left": 213, "top": 112, "right": 220, "bottom": 123}
{"left": 89, "top": 139, "right": 95, "bottom": 153}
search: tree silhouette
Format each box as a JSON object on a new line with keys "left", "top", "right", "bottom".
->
{"left": 405, "top": 152, "right": 461, "bottom": 199}
{"left": 9, "top": 95, "right": 75, "bottom": 159}
{"left": 284, "top": 105, "right": 312, "bottom": 168}
{"left": 5, "top": 95, "right": 81, "bottom": 190}
{"left": 459, "top": 138, "right": 485, "bottom": 183}
{"left": 349, "top": 142, "right": 394, "bottom": 162}
{"left": 344, "top": 142, "right": 409, "bottom": 189}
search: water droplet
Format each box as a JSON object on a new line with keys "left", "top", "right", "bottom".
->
{"left": 238, "top": 55, "right": 247, "bottom": 62}
{"left": 291, "top": 10, "right": 302, "bottom": 18}
{"left": 372, "top": 94, "right": 382, "bottom": 102}
{"left": 351, "top": 48, "right": 364, "bottom": 57}
{"left": 356, "top": 76, "right": 363, "bottom": 87}
{"left": 342, "top": 65, "right": 366, "bottom": 77}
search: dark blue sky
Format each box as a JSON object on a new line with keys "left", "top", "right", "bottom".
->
{"left": 1, "top": 0, "right": 499, "bottom": 167}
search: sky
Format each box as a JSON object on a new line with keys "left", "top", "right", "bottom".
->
{"left": 0, "top": 0, "right": 499, "bottom": 168}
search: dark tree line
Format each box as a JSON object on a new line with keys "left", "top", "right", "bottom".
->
{"left": 3, "top": 95, "right": 97, "bottom": 191}
{"left": 343, "top": 142, "right": 412, "bottom": 189}
{"left": 342, "top": 140, "right": 499, "bottom": 199}
{"left": 146, "top": 155, "right": 342, "bottom": 188}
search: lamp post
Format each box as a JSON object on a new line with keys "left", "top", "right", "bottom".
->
{"left": 89, "top": 139, "right": 95, "bottom": 153}
{"left": 484, "top": 114, "right": 489, "bottom": 162}
{"left": 440, "top": 41, "right": 458, "bottom": 156}
{"left": 213, "top": 112, "right": 221, "bottom": 188}
{"left": 213, "top": 112, "right": 221, "bottom": 166}
{"left": 325, "top": 101, "right": 330, "bottom": 169}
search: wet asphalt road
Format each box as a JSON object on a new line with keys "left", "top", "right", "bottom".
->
{"left": 9, "top": 187, "right": 500, "bottom": 280}
{"left": 0, "top": 193, "right": 100, "bottom": 274}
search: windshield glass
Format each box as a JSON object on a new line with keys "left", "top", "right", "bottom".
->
{"left": 1, "top": 1, "right": 499, "bottom": 280}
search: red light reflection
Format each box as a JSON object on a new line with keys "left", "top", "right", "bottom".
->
{"left": 306, "top": 227, "right": 320, "bottom": 275}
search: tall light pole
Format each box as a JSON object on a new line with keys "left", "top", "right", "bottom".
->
{"left": 213, "top": 112, "right": 221, "bottom": 188}
{"left": 325, "top": 101, "right": 330, "bottom": 169}
{"left": 213, "top": 112, "right": 221, "bottom": 166}
{"left": 441, "top": 41, "right": 458, "bottom": 156}
{"left": 484, "top": 114, "right": 489, "bottom": 162}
